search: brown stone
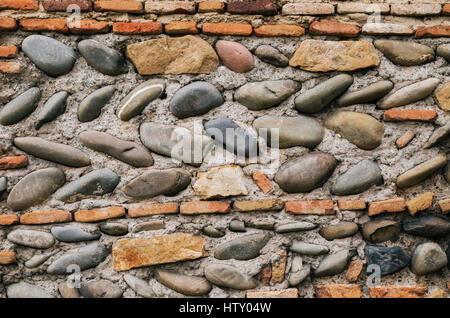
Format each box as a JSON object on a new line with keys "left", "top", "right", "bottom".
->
{"left": 227, "top": 0, "right": 277, "bottom": 16}
{"left": 0, "top": 251, "right": 16, "bottom": 265}
{"left": 271, "top": 251, "right": 287, "bottom": 284}
{"left": 316, "top": 285, "right": 362, "bottom": 298}
{"left": 233, "top": 199, "right": 283, "bottom": 212}
{"left": 20, "top": 211, "right": 72, "bottom": 225}
{"left": 247, "top": 289, "right": 298, "bottom": 298}
{"left": 368, "top": 198, "right": 406, "bottom": 216}
{"left": 362, "top": 219, "right": 401, "bottom": 243}
{"left": 112, "top": 233, "right": 206, "bottom": 271}
{"left": 0, "top": 46, "right": 18, "bottom": 58}
{"left": 180, "top": 201, "right": 230, "bottom": 215}
{"left": 202, "top": 22, "right": 253, "bottom": 36}
{"left": 383, "top": 109, "right": 437, "bottom": 122}
{"left": 254, "top": 24, "right": 305, "bottom": 37}
{"left": 198, "top": 1, "right": 225, "bottom": 13}
{"left": 43, "top": 1, "right": 92, "bottom": 12}
{"left": 58, "top": 282, "right": 81, "bottom": 298}
{"left": 309, "top": 21, "right": 360, "bottom": 37}
{"left": 369, "top": 286, "right": 426, "bottom": 298}
{"left": 396, "top": 130, "right": 415, "bottom": 148}
{"left": 128, "top": 203, "right": 178, "bottom": 217}
{"left": 439, "top": 199, "right": 450, "bottom": 213}
{"left": 252, "top": 172, "right": 272, "bottom": 194}
{"left": 20, "top": 18, "right": 69, "bottom": 33}
{"left": 338, "top": 200, "right": 366, "bottom": 211}
{"left": 0, "top": 214, "right": 19, "bottom": 226}
{"left": 113, "top": 22, "right": 163, "bottom": 35}
{"left": 0, "top": 156, "right": 28, "bottom": 170}
{"left": 165, "top": 21, "right": 198, "bottom": 35}
{"left": 406, "top": 192, "right": 434, "bottom": 215}
{"left": 346, "top": 260, "right": 363, "bottom": 282}
{"left": 435, "top": 82, "right": 450, "bottom": 111}
{"left": 74, "top": 206, "right": 125, "bottom": 222}
{"left": 285, "top": 200, "right": 335, "bottom": 215}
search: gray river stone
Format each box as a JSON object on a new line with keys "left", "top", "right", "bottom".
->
{"left": 55, "top": 168, "right": 120, "bottom": 203}
{"left": 331, "top": 159, "right": 383, "bottom": 195}
{"left": 124, "top": 274, "right": 154, "bottom": 298}
{"left": 319, "top": 222, "right": 359, "bottom": 240}
{"left": 22, "top": 34, "right": 76, "bottom": 77}
{"left": 254, "top": 45, "right": 289, "bottom": 67}
{"left": 155, "top": 269, "right": 212, "bottom": 296}
{"left": 313, "top": 249, "right": 356, "bottom": 277}
{"left": 295, "top": 74, "right": 353, "bottom": 113}
{"left": 79, "top": 280, "right": 123, "bottom": 298}
{"left": 79, "top": 130, "right": 153, "bottom": 167}
{"left": 7, "top": 282, "right": 54, "bottom": 298}
{"left": 78, "top": 39, "right": 126, "bottom": 76}
{"left": 214, "top": 233, "right": 270, "bottom": 260}
{"left": 275, "top": 222, "right": 317, "bottom": 233}
{"left": 234, "top": 80, "right": 300, "bottom": 110}
{"left": 229, "top": 219, "right": 246, "bottom": 232}
{"left": 274, "top": 152, "right": 336, "bottom": 193}
{"left": 117, "top": 79, "right": 166, "bottom": 121}
{"left": 437, "top": 44, "right": 450, "bottom": 62}
{"left": 374, "top": 40, "right": 435, "bottom": 66}
{"left": 25, "top": 250, "right": 58, "bottom": 268}
{"left": 365, "top": 245, "right": 410, "bottom": 276}
{"left": 362, "top": 219, "right": 401, "bottom": 243}
{"left": 122, "top": 168, "right": 190, "bottom": 199}
{"left": 0, "top": 176, "right": 7, "bottom": 194}
{"left": 424, "top": 121, "right": 450, "bottom": 149}
{"left": 288, "top": 256, "right": 310, "bottom": 286}
{"left": 14, "top": 137, "right": 91, "bottom": 167}
{"left": 47, "top": 242, "right": 109, "bottom": 274}
{"left": 36, "top": 91, "right": 69, "bottom": 129}
{"left": 51, "top": 225, "right": 101, "bottom": 242}
{"left": 132, "top": 220, "right": 165, "bottom": 233}
{"left": 402, "top": 215, "right": 450, "bottom": 238}
{"left": 337, "top": 80, "right": 394, "bottom": 107}
{"left": 202, "top": 225, "right": 225, "bottom": 238}
{"left": 204, "top": 264, "right": 257, "bottom": 290}
{"left": 411, "top": 242, "right": 447, "bottom": 275}
{"left": 253, "top": 115, "right": 324, "bottom": 149}
{"left": 7, "top": 229, "right": 55, "bottom": 249}
{"left": 7, "top": 167, "right": 65, "bottom": 210}
{"left": 0, "top": 87, "right": 40, "bottom": 125}
{"left": 170, "top": 81, "right": 223, "bottom": 118}
{"left": 396, "top": 153, "right": 447, "bottom": 188}
{"left": 99, "top": 222, "right": 128, "bottom": 236}
{"left": 378, "top": 78, "right": 440, "bottom": 109}
{"left": 204, "top": 117, "right": 258, "bottom": 157}
{"left": 78, "top": 85, "right": 115, "bottom": 122}
{"left": 290, "top": 241, "right": 330, "bottom": 256}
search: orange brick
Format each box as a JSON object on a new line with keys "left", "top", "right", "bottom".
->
{"left": 113, "top": 22, "right": 163, "bottom": 35}
{"left": 20, "top": 211, "right": 72, "bottom": 225}
{"left": 271, "top": 250, "right": 287, "bottom": 284}
{"left": 285, "top": 200, "right": 335, "bottom": 215}
{"left": 316, "top": 285, "right": 362, "bottom": 298}
{"left": 74, "top": 206, "right": 125, "bottom": 222}
{"left": 254, "top": 24, "right": 305, "bottom": 37}
{"left": 0, "top": 46, "right": 18, "bottom": 58}
{"left": 0, "top": 156, "right": 28, "bottom": 169}
{"left": 20, "top": 18, "right": 69, "bottom": 33}
{"left": 0, "top": 251, "right": 16, "bottom": 265}
{"left": 247, "top": 288, "right": 298, "bottom": 298}
{"left": 0, "top": 62, "right": 21, "bottom": 74}
{"left": 252, "top": 171, "right": 272, "bottom": 194}
{"left": 338, "top": 200, "right": 366, "bottom": 211}
{"left": 0, "top": 214, "right": 19, "bottom": 226}
{"left": 202, "top": 22, "right": 253, "bottom": 36}
{"left": 368, "top": 198, "right": 406, "bottom": 216}
{"left": 439, "top": 199, "right": 450, "bottom": 213}
{"left": 406, "top": 192, "right": 434, "bottom": 215}
{"left": 198, "top": 1, "right": 225, "bottom": 13}
{"left": 309, "top": 21, "right": 360, "bottom": 37}
{"left": 233, "top": 199, "right": 283, "bottom": 212}
{"left": 43, "top": 1, "right": 93, "bottom": 12}
{"left": 383, "top": 109, "right": 437, "bottom": 122}
{"left": 69, "top": 20, "right": 110, "bottom": 34}
{"left": 94, "top": 1, "right": 144, "bottom": 13}
{"left": 396, "top": 130, "right": 415, "bottom": 148}
{"left": 128, "top": 203, "right": 179, "bottom": 217}
{"left": 0, "top": 17, "right": 17, "bottom": 31}
{"left": 180, "top": 201, "right": 230, "bottom": 215}
{"left": 415, "top": 25, "right": 450, "bottom": 38}
{"left": 165, "top": 21, "right": 198, "bottom": 35}
{"left": 444, "top": 4, "right": 450, "bottom": 15}
{"left": 369, "top": 286, "right": 426, "bottom": 298}
{"left": 0, "top": 0, "right": 39, "bottom": 10}
{"left": 346, "top": 260, "right": 363, "bottom": 282}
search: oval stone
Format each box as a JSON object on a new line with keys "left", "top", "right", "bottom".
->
{"left": 319, "top": 222, "right": 359, "bottom": 240}
{"left": 325, "top": 111, "right": 384, "bottom": 150}
{"left": 51, "top": 225, "right": 101, "bottom": 242}
{"left": 362, "top": 219, "right": 401, "bottom": 243}
{"left": 36, "top": 91, "right": 69, "bottom": 129}
{"left": 117, "top": 79, "right": 165, "bottom": 121}
{"left": 155, "top": 270, "right": 212, "bottom": 296}
{"left": 78, "top": 39, "right": 126, "bottom": 76}
{"left": 7, "top": 282, "right": 54, "bottom": 298}
{"left": 99, "top": 222, "right": 128, "bottom": 236}
{"left": 313, "top": 249, "right": 355, "bottom": 277}
{"left": 122, "top": 168, "right": 190, "bottom": 199}
{"left": 22, "top": 35, "right": 77, "bottom": 77}
{"left": 254, "top": 45, "right": 289, "bottom": 67}
{"left": 234, "top": 80, "right": 301, "bottom": 110}
{"left": 55, "top": 168, "right": 120, "bottom": 203}
{"left": 374, "top": 40, "right": 435, "bottom": 66}
{"left": 295, "top": 74, "right": 353, "bottom": 113}
{"left": 274, "top": 152, "right": 336, "bottom": 193}
{"left": 229, "top": 219, "right": 246, "bottom": 232}
{"left": 275, "top": 222, "right": 317, "bottom": 233}
{"left": 204, "top": 264, "right": 257, "bottom": 290}
{"left": 215, "top": 40, "right": 254, "bottom": 73}
{"left": 169, "top": 82, "right": 223, "bottom": 118}
{"left": 202, "top": 226, "right": 225, "bottom": 238}
{"left": 7, "top": 229, "right": 55, "bottom": 249}
{"left": 79, "top": 131, "right": 153, "bottom": 167}
{"left": 123, "top": 274, "right": 154, "bottom": 298}
{"left": 331, "top": 160, "right": 383, "bottom": 195}
{"left": 290, "top": 241, "right": 329, "bottom": 256}
{"left": 396, "top": 153, "right": 447, "bottom": 188}
{"left": 79, "top": 280, "right": 123, "bottom": 298}
{"left": 14, "top": 137, "right": 91, "bottom": 167}
{"left": 25, "top": 250, "right": 58, "bottom": 268}
{"left": 214, "top": 233, "right": 270, "bottom": 260}
{"left": 402, "top": 215, "right": 450, "bottom": 238}
{"left": 337, "top": 80, "right": 394, "bottom": 107}
{"left": 78, "top": 85, "right": 115, "bottom": 122}
{"left": 7, "top": 167, "right": 65, "bottom": 210}
{"left": 0, "top": 87, "right": 41, "bottom": 125}
{"left": 411, "top": 242, "right": 447, "bottom": 275}
{"left": 437, "top": 44, "right": 450, "bottom": 62}
{"left": 365, "top": 245, "right": 410, "bottom": 276}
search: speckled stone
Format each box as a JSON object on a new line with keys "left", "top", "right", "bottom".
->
{"left": 78, "top": 85, "right": 115, "bottom": 122}
{"left": 331, "top": 160, "right": 383, "bottom": 195}
{"left": 0, "top": 87, "right": 41, "bottom": 125}
{"left": 155, "top": 269, "right": 212, "bottom": 296}
{"left": 204, "top": 263, "right": 257, "bottom": 290}
{"left": 7, "top": 229, "right": 55, "bottom": 249}
{"left": 229, "top": 219, "right": 246, "bottom": 232}
{"left": 402, "top": 215, "right": 450, "bottom": 238}
{"left": 51, "top": 225, "right": 101, "bottom": 242}
{"left": 132, "top": 220, "right": 165, "bottom": 233}
{"left": 411, "top": 242, "right": 447, "bottom": 275}
{"left": 288, "top": 256, "right": 310, "bottom": 286}
{"left": 254, "top": 45, "right": 289, "bottom": 67}
{"left": 337, "top": 80, "right": 393, "bottom": 107}
{"left": 78, "top": 39, "right": 126, "bottom": 76}
{"left": 214, "top": 233, "right": 270, "bottom": 260}
{"left": 203, "top": 226, "right": 225, "bottom": 238}
{"left": 365, "top": 245, "right": 410, "bottom": 276}
{"left": 36, "top": 91, "right": 68, "bottom": 129}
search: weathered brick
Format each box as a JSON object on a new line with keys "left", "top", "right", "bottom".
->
{"left": 198, "top": 1, "right": 225, "bottom": 13}
{"left": 165, "top": 21, "right": 198, "bottom": 35}
{"left": 285, "top": 200, "right": 335, "bottom": 215}
{"left": 247, "top": 288, "right": 298, "bottom": 298}
{"left": 0, "top": 62, "right": 21, "bottom": 74}
{"left": 369, "top": 286, "right": 426, "bottom": 298}
{"left": 94, "top": 1, "right": 144, "bottom": 14}
{"left": 113, "top": 21, "right": 163, "bottom": 35}
{"left": 383, "top": 109, "right": 437, "bottom": 122}
{"left": 316, "top": 285, "right": 362, "bottom": 298}
{"left": 227, "top": 0, "right": 277, "bottom": 16}
{"left": 202, "top": 22, "right": 252, "bottom": 35}
{"left": 43, "top": 1, "right": 92, "bottom": 12}
{"left": 309, "top": 21, "right": 360, "bottom": 37}
{"left": 282, "top": 3, "right": 334, "bottom": 15}
{"left": 74, "top": 206, "right": 125, "bottom": 222}
{"left": 254, "top": 24, "right": 305, "bottom": 37}
{"left": 20, "top": 210, "right": 72, "bottom": 225}
{"left": 346, "top": 260, "right": 363, "bottom": 282}
{"left": 415, "top": 25, "right": 450, "bottom": 38}
{"left": 396, "top": 130, "right": 415, "bottom": 148}
{"left": 233, "top": 199, "right": 283, "bottom": 212}
{"left": 69, "top": 20, "right": 110, "bottom": 34}
{"left": 0, "top": 0, "right": 39, "bottom": 10}
{"left": 0, "top": 17, "right": 17, "bottom": 31}
{"left": 252, "top": 171, "right": 272, "bottom": 193}
{"left": 337, "top": 3, "right": 390, "bottom": 14}
{"left": 271, "top": 251, "right": 286, "bottom": 284}
{"left": 338, "top": 200, "right": 366, "bottom": 211}
{"left": 128, "top": 203, "right": 178, "bottom": 217}
{"left": 180, "top": 201, "right": 230, "bottom": 215}
{"left": 406, "top": 192, "right": 434, "bottom": 215}
{"left": 362, "top": 23, "right": 414, "bottom": 36}
{"left": 439, "top": 199, "right": 450, "bottom": 213}
{"left": 0, "top": 251, "right": 16, "bottom": 265}
{"left": 20, "top": 18, "right": 69, "bottom": 33}
{"left": 144, "top": 1, "right": 195, "bottom": 15}
{"left": 0, "top": 156, "right": 28, "bottom": 169}
{"left": 0, "top": 46, "right": 18, "bottom": 58}
{"left": 368, "top": 198, "right": 406, "bottom": 216}
{"left": 444, "top": 4, "right": 450, "bottom": 15}
{"left": 391, "top": 4, "right": 442, "bottom": 16}
{"left": 0, "top": 214, "right": 19, "bottom": 226}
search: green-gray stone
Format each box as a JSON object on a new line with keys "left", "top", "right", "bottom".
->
{"left": 337, "top": 80, "right": 393, "bottom": 107}
{"left": 25, "top": 250, "right": 58, "bottom": 268}
{"left": 319, "top": 222, "right": 359, "bottom": 240}
{"left": 254, "top": 45, "right": 289, "bottom": 67}
{"left": 423, "top": 121, "right": 450, "bottom": 149}
{"left": 290, "top": 241, "right": 329, "bottom": 256}
{"left": 78, "top": 85, "right": 115, "bottom": 122}
{"left": 78, "top": 39, "right": 126, "bottom": 76}
{"left": 313, "top": 249, "right": 355, "bottom": 277}
{"left": 155, "top": 270, "right": 212, "bottom": 296}
{"left": 36, "top": 91, "right": 69, "bottom": 129}
{"left": 374, "top": 40, "right": 435, "bottom": 66}
{"left": 275, "top": 222, "right": 317, "bottom": 233}
{"left": 0, "top": 87, "right": 41, "bottom": 125}
{"left": 396, "top": 153, "right": 447, "bottom": 188}
{"left": 214, "top": 233, "right": 270, "bottom": 260}
{"left": 51, "top": 225, "right": 100, "bottom": 242}
{"left": 288, "top": 256, "right": 310, "bottom": 286}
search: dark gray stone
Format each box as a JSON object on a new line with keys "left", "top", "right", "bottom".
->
{"left": 155, "top": 270, "right": 212, "bottom": 296}
{"left": 0, "top": 176, "right": 7, "bottom": 194}
{"left": 313, "top": 249, "right": 355, "bottom": 277}
{"left": 362, "top": 219, "right": 401, "bottom": 243}
{"left": 7, "top": 229, "right": 55, "bottom": 249}
{"left": 290, "top": 241, "right": 329, "bottom": 256}
{"left": 204, "top": 264, "right": 257, "bottom": 290}
{"left": 337, "top": 80, "right": 393, "bottom": 107}
{"left": 402, "top": 215, "right": 450, "bottom": 238}
{"left": 331, "top": 160, "right": 383, "bottom": 195}
{"left": 374, "top": 40, "right": 435, "bottom": 66}
{"left": 319, "top": 222, "right": 359, "bottom": 240}
{"left": 275, "top": 222, "right": 317, "bottom": 233}
{"left": 36, "top": 91, "right": 69, "bottom": 129}
{"left": 202, "top": 225, "right": 225, "bottom": 238}
{"left": 99, "top": 222, "right": 128, "bottom": 236}
{"left": 254, "top": 45, "right": 289, "bottom": 67}
{"left": 78, "top": 39, "right": 126, "bottom": 76}
{"left": 79, "top": 280, "right": 123, "bottom": 298}
{"left": 229, "top": 219, "right": 246, "bottom": 232}
{"left": 437, "top": 44, "right": 450, "bottom": 62}
{"left": 7, "top": 282, "right": 54, "bottom": 298}
{"left": 365, "top": 245, "right": 410, "bottom": 276}
{"left": 0, "top": 87, "right": 40, "bottom": 125}
{"left": 78, "top": 85, "right": 115, "bottom": 122}
{"left": 51, "top": 225, "right": 101, "bottom": 242}
{"left": 214, "top": 233, "right": 270, "bottom": 260}
{"left": 411, "top": 242, "right": 447, "bottom": 275}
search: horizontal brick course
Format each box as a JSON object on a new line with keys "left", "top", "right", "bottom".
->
{"left": 20, "top": 18, "right": 69, "bottom": 33}
{"left": 128, "top": 203, "right": 179, "bottom": 217}
{"left": 165, "top": 21, "right": 199, "bottom": 35}
{"left": 282, "top": 3, "right": 335, "bottom": 16}
{"left": 227, "top": 0, "right": 277, "bottom": 16}
{"left": 391, "top": 4, "right": 442, "bottom": 16}
{"left": 415, "top": 25, "right": 450, "bottom": 38}
{"left": 180, "top": 201, "right": 230, "bottom": 215}
{"left": 43, "top": 0, "right": 93, "bottom": 12}
{"left": 144, "top": 1, "right": 196, "bottom": 15}
{"left": 202, "top": 22, "right": 252, "bottom": 35}
{"left": 383, "top": 109, "right": 437, "bottom": 122}
{"left": 254, "top": 24, "right": 305, "bottom": 37}
{"left": 247, "top": 289, "right": 298, "bottom": 298}
{"left": 233, "top": 199, "right": 283, "bottom": 212}
{"left": 309, "top": 21, "right": 360, "bottom": 37}
{"left": 0, "top": 0, "right": 39, "bottom": 11}
{"left": 198, "top": 1, "right": 225, "bottom": 13}
{"left": 112, "top": 21, "right": 163, "bottom": 35}
{"left": 0, "top": 17, "right": 17, "bottom": 31}
{"left": 20, "top": 211, "right": 72, "bottom": 225}
{"left": 316, "top": 284, "right": 362, "bottom": 298}
{"left": 68, "top": 20, "right": 110, "bottom": 34}
{"left": 285, "top": 200, "right": 335, "bottom": 215}
{"left": 0, "top": 46, "right": 18, "bottom": 59}
{"left": 94, "top": 1, "right": 144, "bottom": 14}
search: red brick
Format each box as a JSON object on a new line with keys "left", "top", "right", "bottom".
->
{"left": 415, "top": 25, "right": 450, "bottom": 38}
{"left": 112, "top": 21, "right": 163, "bottom": 35}
{"left": 144, "top": 1, "right": 195, "bottom": 14}
{"left": 316, "top": 285, "right": 362, "bottom": 298}
{"left": 43, "top": 1, "right": 92, "bottom": 12}
{"left": 282, "top": 3, "right": 334, "bottom": 15}
{"left": 0, "top": 214, "right": 19, "bottom": 226}
{"left": 0, "top": 62, "right": 21, "bottom": 74}
{"left": 128, "top": 203, "right": 179, "bottom": 217}
{"left": 439, "top": 199, "right": 450, "bottom": 213}
{"left": 20, "top": 211, "right": 72, "bottom": 225}
{"left": 0, "top": 17, "right": 17, "bottom": 31}
{"left": 74, "top": 206, "right": 125, "bottom": 222}
{"left": 227, "top": 0, "right": 277, "bottom": 16}
{"left": 285, "top": 200, "right": 335, "bottom": 215}
{"left": 369, "top": 286, "right": 426, "bottom": 298}
{"left": 444, "top": 4, "right": 450, "bottom": 15}
{"left": 254, "top": 24, "right": 305, "bottom": 37}
{"left": 198, "top": 1, "right": 225, "bottom": 13}
{"left": 0, "top": 251, "right": 16, "bottom": 265}
{"left": 69, "top": 19, "right": 110, "bottom": 34}
{"left": 309, "top": 21, "right": 360, "bottom": 37}
{"left": 20, "top": 18, "right": 69, "bottom": 33}
{"left": 0, "top": 46, "right": 18, "bottom": 59}
{"left": 0, "top": 156, "right": 27, "bottom": 169}
{"left": 180, "top": 201, "right": 230, "bottom": 215}
{"left": 94, "top": 1, "right": 144, "bottom": 14}
{"left": 346, "top": 260, "right": 363, "bottom": 282}
{"left": 252, "top": 172, "right": 272, "bottom": 193}
{"left": 338, "top": 200, "right": 366, "bottom": 211}
{"left": 202, "top": 22, "right": 253, "bottom": 36}
{"left": 0, "top": 0, "right": 39, "bottom": 10}
{"left": 165, "top": 21, "right": 198, "bottom": 35}
{"left": 396, "top": 130, "right": 415, "bottom": 148}
{"left": 383, "top": 109, "right": 437, "bottom": 122}
{"left": 368, "top": 198, "right": 406, "bottom": 216}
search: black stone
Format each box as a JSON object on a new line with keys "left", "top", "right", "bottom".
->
{"left": 365, "top": 245, "right": 410, "bottom": 276}
{"left": 402, "top": 215, "right": 450, "bottom": 238}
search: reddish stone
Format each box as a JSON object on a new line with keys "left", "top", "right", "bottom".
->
{"left": 309, "top": 21, "right": 360, "bottom": 37}
{"left": 316, "top": 285, "right": 362, "bottom": 298}
{"left": 0, "top": 46, "right": 18, "bottom": 58}
{"left": 396, "top": 130, "right": 415, "bottom": 148}
{"left": 254, "top": 24, "right": 305, "bottom": 37}
{"left": 43, "top": 1, "right": 92, "bottom": 12}
{"left": 180, "top": 201, "right": 230, "bottom": 215}
{"left": 415, "top": 25, "right": 450, "bottom": 38}
{"left": 128, "top": 203, "right": 179, "bottom": 217}
{"left": 227, "top": 0, "right": 277, "bottom": 16}
{"left": 346, "top": 260, "right": 363, "bottom": 282}
{"left": 444, "top": 4, "right": 450, "bottom": 15}
{"left": 20, "top": 18, "right": 69, "bottom": 33}
{"left": 202, "top": 22, "right": 253, "bottom": 36}
{"left": 285, "top": 200, "right": 335, "bottom": 215}
{"left": 0, "top": 251, "right": 16, "bottom": 265}
{"left": 215, "top": 40, "right": 254, "bottom": 73}
{"left": 252, "top": 172, "right": 272, "bottom": 194}
{"left": 260, "top": 266, "right": 272, "bottom": 286}
{"left": 112, "top": 22, "right": 163, "bottom": 35}
{"left": 0, "top": 156, "right": 28, "bottom": 169}
{"left": 439, "top": 199, "right": 450, "bottom": 213}
{"left": 383, "top": 109, "right": 437, "bottom": 122}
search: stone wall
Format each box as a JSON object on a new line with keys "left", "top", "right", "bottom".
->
{"left": 0, "top": 0, "right": 449, "bottom": 299}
